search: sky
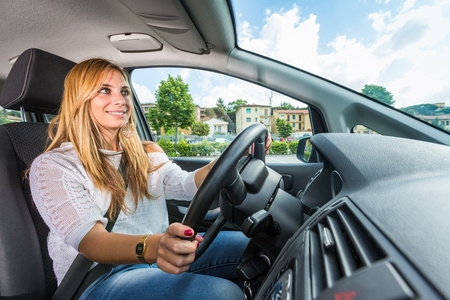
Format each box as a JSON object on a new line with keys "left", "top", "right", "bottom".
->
{"left": 131, "top": 0, "right": 450, "bottom": 109}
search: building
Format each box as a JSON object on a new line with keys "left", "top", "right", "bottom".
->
{"left": 198, "top": 106, "right": 209, "bottom": 122}
{"left": 272, "top": 109, "right": 311, "bottom": 136}
{"left": 353, "top": 125, "right": 377, "bottom": 134}
{"left": 235, "top": 104, "right": 272, "bottom": 134}
{"left": 417, "top": 114, "right": 450, "bottom": 131}
{"left": 204, "top": 118, "right": 228, "bottom": 136}
{"left": 141, "top": 103, "right": 156, "bottom": 115}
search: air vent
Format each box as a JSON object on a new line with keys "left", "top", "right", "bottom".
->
{"left": 308, "top": 203, "right": 386, "bottom": 298}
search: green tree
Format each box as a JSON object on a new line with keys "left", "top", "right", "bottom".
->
{"left": 192, "top": 121, "right": 210, "bottom": 137}
{"left": 276, "top": 118, "right": 293, "bottom": 138}
{"left": 227, "top": 99, "right": 247, "bottom": 113}
{"left": 204, "top": 107, "right": 216, "bottom": 119}
{"left": 147, "top": 75, "right": 196, "bottom": 148}
{"left": 400, "top": 103, "right": 441, "bottom": 116}
{"left": 0, "top": 107, "right": 13, "bottom": 125}
{"left": 212, "top": 107, "right": 228, "bottom": 121}
{"left": 0, "top": 115, "right": 12, "bottom": 125}
{"left": 6, "top": 110, "right": 20, "bottom": 117}
{"left": 1, "top": 107, "right": 7, "bottom": 119}
{"left": 274, "top": 101, "right": 296, "bottom": 110}
{"left": 225, "top": 99, "right": 248, "bottom": 123}
{"left": 204, "top": 106, "right": 227, "bottom": 121}
{"left": 216, "top": 98, "right": 226, "bottom": 109}
{"left": 361, "top": 84, "right": 395, "bottom": 106}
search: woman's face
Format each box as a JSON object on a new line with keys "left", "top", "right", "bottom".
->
{"left": 90, "top": 69, "right": 132, "bottom": 139}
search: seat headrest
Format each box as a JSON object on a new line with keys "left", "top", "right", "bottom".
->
{"left": 0, "top": 48, "right": 75, "bottom": 115}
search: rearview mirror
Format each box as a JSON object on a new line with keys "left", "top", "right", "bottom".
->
{"left": 297, "top": 137, "right": 319, "bottom": 163}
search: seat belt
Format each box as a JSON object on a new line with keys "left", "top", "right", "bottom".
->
{"left": 52, "top": 160, "right": 127, "bottom": 300}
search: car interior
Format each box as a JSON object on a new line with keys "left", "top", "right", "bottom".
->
{"left": 1, "top": 1, "right": 450, "bottom": 299}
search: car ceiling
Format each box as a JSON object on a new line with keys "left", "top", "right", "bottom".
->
{"left": 0, "top": 0, "right": 234, "bottom": 81}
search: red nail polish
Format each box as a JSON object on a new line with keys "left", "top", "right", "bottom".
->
{"left": 197, "top": 242, "right": 200, "bottom": 248}
{"left": 184, "top": 229, "right": 194, "bottom": 236}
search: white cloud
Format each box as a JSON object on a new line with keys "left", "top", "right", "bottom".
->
{"left": 369, "top": 11, "right": 391, "bottom": 32}
{"left": 400, "top": 0, "right": 418, "bottom": 13}
{"left": 178, "top": 69, "right": 191, "bottom": 80}
{"left": 237, "top": 1, "right": 450, "bottom": 107}
{"left": 132, "top": 82, "right": 155, "bottom": 103}
{"left": 240, "top": 5, "right": 320, "bottom": 72}
{"left": 370, "top": 2, "right": 450, "bottom": 106}
{"left": 189, "top": 72, "right": 301, "bottom": 108}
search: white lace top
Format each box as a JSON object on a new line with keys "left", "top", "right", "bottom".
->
{"left": 29, "top": 142, "right": 197, "bottom": 284}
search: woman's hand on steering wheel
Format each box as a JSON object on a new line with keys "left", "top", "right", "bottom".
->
{"left": 156, "top": 223, "right": 203, "bottom": 275}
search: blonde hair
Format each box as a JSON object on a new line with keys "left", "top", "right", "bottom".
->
{"left": 46, "top": 58, "right": 152, "bottom": 219}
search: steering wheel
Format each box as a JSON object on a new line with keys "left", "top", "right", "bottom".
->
{"left": 182, "top": 123, "right": 268, "bottom": 259}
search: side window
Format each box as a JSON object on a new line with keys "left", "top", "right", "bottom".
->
{"left": 352, "top": 125, "right": 378, "bottom": 134}
{"left": 131, "top": 68, "right": 310, "bottom": 160}
{"left": 0, "top": 107, "right": 21, "bottom": 124}
{"left": 0, "top": 106, "right": 55, "bottom": 124}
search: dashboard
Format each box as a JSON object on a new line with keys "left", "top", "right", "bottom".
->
{"left": 255, "top": 133, "right": 450, "bottom": 299}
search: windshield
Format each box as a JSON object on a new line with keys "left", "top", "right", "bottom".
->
{"left": 231, "top": 0, "right": 450, "bottom": 133}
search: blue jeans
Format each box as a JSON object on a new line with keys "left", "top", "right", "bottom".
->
{"left": 79, "top": 231, "right": 248, "bottom": 300}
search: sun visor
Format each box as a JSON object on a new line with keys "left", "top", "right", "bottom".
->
{"left": 110, "top": 33, "right": 162, "bottom": 52}
{"left": 120, "top": 0, "right": 208, "bottom": 54}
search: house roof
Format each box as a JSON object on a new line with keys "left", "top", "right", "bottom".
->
{"left": 204, "top": 118, "right": 228, "bottom": 125}
{"left": 274, "top": 109, "right": 309, "bottom": 114}
{"left": 418, "top": 114, "right": 450, "bottom": 120}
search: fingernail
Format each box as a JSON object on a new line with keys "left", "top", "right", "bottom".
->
{"left": 184, "top": 229, "right": 194, "bottom": 236}
{"left": 196, "top": 233, "right": 202, "bottom": 238}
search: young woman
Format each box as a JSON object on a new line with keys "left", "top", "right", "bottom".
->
{"left": 29, "top": 59, "right": 258, "bottom": 299}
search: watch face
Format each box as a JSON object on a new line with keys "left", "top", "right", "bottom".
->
{"left": 136, "top": 244, "right": 144, "bottom": 254}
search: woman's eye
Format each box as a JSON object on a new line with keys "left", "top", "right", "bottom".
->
{"left": 121, "top": 89, "right": 130, "bottom": 96}
{"left": 99, "top": 87, "right": 111, "bottom": 94}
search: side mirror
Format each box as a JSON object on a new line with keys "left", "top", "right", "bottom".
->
{"left": 297, "top": 137, "right": 319, "bottom": 163}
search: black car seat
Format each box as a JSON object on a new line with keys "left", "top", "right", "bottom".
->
{"left": 0, "top": 48, "right": 75, "bottom": 299}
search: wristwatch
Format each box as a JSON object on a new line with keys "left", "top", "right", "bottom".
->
{"left": 136, "top": 234, "right": 150, "bottom": 264}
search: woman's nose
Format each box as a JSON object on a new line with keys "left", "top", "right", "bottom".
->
{"left": 112, "top": 91, "right": 126, "bottom": 105}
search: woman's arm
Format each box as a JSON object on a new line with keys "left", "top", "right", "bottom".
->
{"left": 78, "top": 221, "right": 203, "bottom": 274}
{"left": 194, "top": 159, "right": 216, "bottom": 188}
{"left": 144, "top": 140, "right": 212, "bottom": 189}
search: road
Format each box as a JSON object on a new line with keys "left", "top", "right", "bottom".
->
{"left": 265, "top": 155, "right": 302, "bottom": 164}
{"left": 185, "top": 155, "right": 302, "bottom": 164}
